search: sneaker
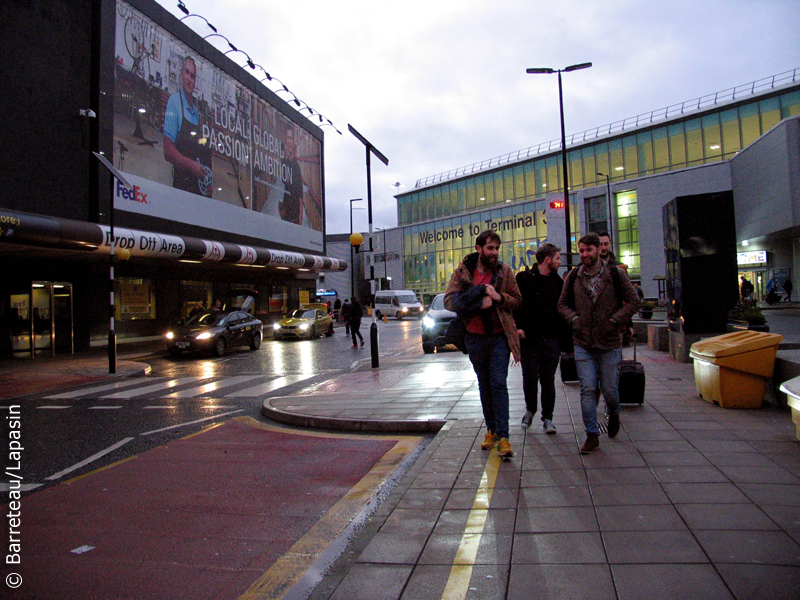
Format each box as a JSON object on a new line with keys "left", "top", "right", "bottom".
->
{"left": 351, "top": 345, "right": 358, "bottom": 349}
{"left": 580, "top": 433, "right": 599, "bottom": 455}
{"left": 543, "top": 419, "right": 557, "bottom": 434}
{"left": 521, "top": 411, "right": 534, "bottom": 430}
{"left": 497, "top": 438, "right": 514, "bottom": 458}
{"left": 360, "top": 339, "right": 365, "bottom": 347}
{"left": 607, "top": 413, "right": 620, "bottom": 439}
{"left": 480, "top": 431, "right": 498, "bottom": 450}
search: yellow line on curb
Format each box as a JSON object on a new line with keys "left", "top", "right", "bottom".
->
{"left": 237, "top": 416, "right": 424, "bottom": 600}
{"left": 441, "top": 448, "right": 501, "bottom": 600}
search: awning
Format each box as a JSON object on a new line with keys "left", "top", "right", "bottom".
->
{"left": 0, "top": 208, "right": 346, "bottom": 272}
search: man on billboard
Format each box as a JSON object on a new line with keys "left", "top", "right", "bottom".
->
{"left": 163, "top": 56, "right": 213, "bottom": 196}
{"left": 279, "top": 125, "right": 304, "bottom": 225}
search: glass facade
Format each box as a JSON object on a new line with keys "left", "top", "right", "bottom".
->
{"left": 397, "top": 85, "right": 800, "bottom": 295}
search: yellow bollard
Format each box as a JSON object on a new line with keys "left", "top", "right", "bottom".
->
{"left": 383, "top": 314, "right": 388, "bottom": 323}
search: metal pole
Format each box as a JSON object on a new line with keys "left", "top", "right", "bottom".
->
{"left": 557, "top": 71, "right": 572, "bottom": 268}
{"left": 365, "top": 148, "right": 379, "bottom": 368}
{"left": 108, "top": 179, "right": 116, "bottom": 374}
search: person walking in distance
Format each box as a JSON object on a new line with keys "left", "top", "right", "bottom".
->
{"left": 558, "top": 233, "right": 640, "bottom": 454}
{"left": 341, "top": 299, "right": 351, "bottom": 335}
{"left": 514, "top": 243, "right": 570, "bottom": 435}
{"left": 445, "top": 230, "right": 522, "bottom": 458}
{"left": 348, "top": 298, "right": 364, "bottom": 348}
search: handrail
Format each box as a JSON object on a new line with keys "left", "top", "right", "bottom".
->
{"left": 413, "top": 68, "right": 799, "bottom": 189}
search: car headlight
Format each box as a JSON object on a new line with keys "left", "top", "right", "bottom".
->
{"left": 422, "top": 316, "right": 435, "bottom": 329}
{"left": 196, "top": 332, "right": 212, "bottom": 340}
{"left": 299, "top": 323, "right": 310, "bottom": 330}
{"left": 165, "top": 331, "right": 174, "bottom": 340}
{"left": 273, "top": 323, "right": 281, "bottom": 330}
{"left": 401, "top": 306, "right": 408, "bottom": 312}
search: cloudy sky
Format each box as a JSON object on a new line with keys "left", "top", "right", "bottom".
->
{"left": 159, "top": 0, "right": 800, "bottom": 236}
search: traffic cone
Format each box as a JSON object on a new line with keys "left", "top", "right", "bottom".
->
{"left": 383, "top": 314, "right": 388, "bottom": 323}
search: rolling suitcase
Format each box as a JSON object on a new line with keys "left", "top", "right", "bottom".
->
{"left": 618, "top": 335, "right": 645, "bottom": 404}
{"left": 560, "top": 352, "right": 579, "bottom": 384}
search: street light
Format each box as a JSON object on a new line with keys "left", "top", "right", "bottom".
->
{"left": 375, "top": 226, "right": 388, "bottom": 289}
{"left": 526, "top": 62, "right": 592, "bottom": 267}
{"left": 349, "top": 198, "right": 365, "bottom": 300}
{"left": 596, "top": 171, "right": 613, "bottom": 246}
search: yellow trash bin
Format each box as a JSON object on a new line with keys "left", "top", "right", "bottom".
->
{"left": 689, "top": 330, "right": 783, "bottom": 408}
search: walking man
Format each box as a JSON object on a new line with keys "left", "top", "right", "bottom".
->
{"left": 445, "top": 230, "right": 522, "bottom": 457}
{"left": 515, "top": 243, "right": 570, "bottom": 434}
{"left": 598, "top": 231, "right": 627, "bottom": 271}
{"left": 341, "top": 299, "right": 351, "bottom": 335}
{"left": 348, "top": 298, "right": 364, "bottom": 348}
{"left": 558, "top": 233, "right": 640, "bottom": 454}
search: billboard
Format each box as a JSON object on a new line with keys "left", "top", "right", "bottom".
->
{"left": 112, "top": 0, "right": 324, "bottom": 252}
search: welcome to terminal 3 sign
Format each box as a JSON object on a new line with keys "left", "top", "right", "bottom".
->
{"left": 112, "top": 1, "right": 324, "bottom": 253}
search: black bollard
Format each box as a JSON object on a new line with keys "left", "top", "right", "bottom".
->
{"left": 370, "top": 321, "right": 379, "bottom": 368}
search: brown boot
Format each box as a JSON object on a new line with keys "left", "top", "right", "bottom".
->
{"left": 580, "top": 433, "right": 599, "bottom": 455}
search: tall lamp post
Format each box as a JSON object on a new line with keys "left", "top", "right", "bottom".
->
{"left": 526, "top": 62, "right": 592, "bottom": 267}
{"left": 596, "top": 171, "right": 613, "bottom": 245}
{"left": 349, "top": 198, "right": 365, "bottom": 300}
{"left": 348, "top": 124, "right": 389, "bottom": 369}
{"left": 375, "top": 226, "right": 388, "bottom": 289}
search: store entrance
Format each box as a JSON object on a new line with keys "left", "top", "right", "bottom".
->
{"left": 9, "top": 282, "right": 74, "bottom": 357}
{"left": 738, "top": 270, "right": 765, "bottom": 301}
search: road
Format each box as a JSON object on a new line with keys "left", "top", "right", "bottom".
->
{"left": 3, "top": 318, "right": 425, "bottom": 493}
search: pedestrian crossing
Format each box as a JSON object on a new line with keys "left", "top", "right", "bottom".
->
{"left": 43, "top": 373, "right": 317, "bottom": 400}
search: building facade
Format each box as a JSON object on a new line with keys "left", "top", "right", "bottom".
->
{"left": 0, "top": 0, "right": 344, "bottom": 357}
{"left": 388, "top": 71, "right": 800, "bottom": 304}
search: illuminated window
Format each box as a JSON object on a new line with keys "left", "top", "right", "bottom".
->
{"left": 615, "top": 190, "right": 640, "bottom": 279}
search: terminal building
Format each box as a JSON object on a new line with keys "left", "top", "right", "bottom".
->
{"left": 349, "top": 70, "right": 799, "bottom": 306}
{"left": 0, "top": 0, "right": 345, "bottom": 358}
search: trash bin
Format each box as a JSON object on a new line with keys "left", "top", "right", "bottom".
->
{"left": 689, "top": 330, "right": 783, "bottom": 408}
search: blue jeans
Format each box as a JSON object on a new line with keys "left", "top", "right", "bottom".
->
{"left": 465, "top": 333, "right": 511, "bottom": 439}
{"left": 574, "top": 346, "right": 622, "bottom": 435}
{"left": 520, "top": 337, "right": 561, "bottom": 420}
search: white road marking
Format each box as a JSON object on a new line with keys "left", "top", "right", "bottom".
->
{"left": 100, "top": 377, "right": 207, "bottom": 399}
{"left": 224, "top": 374, "right": 315, "bottom": 397}
{"left": 44, "top": 378, "right": 169, "bottom": 399}
{"left": 45, "top": 437, "right": 135, "bottom": 481}
{"left": 36, "top": 406, "right": 71, "bottom": 410}
{"left": 88, "top": 406, "right": 123, "bottom": 410}
{"left": 163, "top": 375, "right": 264, "bottom": 398}
{"left": 139, "top": 409, "right": 244, "bottom": 436}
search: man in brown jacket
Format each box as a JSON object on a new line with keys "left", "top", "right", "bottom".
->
{"left": 445, "top": 230, "right": 522, "bottom": 457}
{"left": 558, "top": 232, "right": 640, "bottom": 454}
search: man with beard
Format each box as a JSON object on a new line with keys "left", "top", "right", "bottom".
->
{"left": 515, "top": 243, "right": 570, "bottom": 434}
{"left": 598, "top": 231, "right": 627, "bottom": 271}
{"left": 445, "top": 231, "right": 522, "bottom": 458}
{"left": 558, "top": 232, "right": 640, "bottom": 454}
{"left": 279, "top": 126, "right": 304, "bottom": 225}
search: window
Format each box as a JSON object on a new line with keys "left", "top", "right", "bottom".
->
{"left": 615, "top": 190, "right": 640, "bottom": 279}
{"left": 117, "top": 278, "right": 156, "bottom": 321}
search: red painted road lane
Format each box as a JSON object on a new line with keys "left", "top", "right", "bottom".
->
{"left": 6, "top": 418, "right": 406, "bottom": 600}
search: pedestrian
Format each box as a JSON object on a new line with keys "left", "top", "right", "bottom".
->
{"left": 514, "top": 243, "right": 570, "bottom": 435}
{"left": 341, "top": 299, "right": 351, "bottom": 334}
{"left": 333, "top": 297, "right": 342, "bottom": 321}
{"left": 632, "top": 282, "right": 645, "bottom": 301}
{"left": 349, "top": 297, "right": 364, "bottom": 348}
{"left": 740, "top": 275, "right": 754, "bottom": 300}
{"left": 784, "top": 277, "right": 793, "bottom": 302}
{"left": 598, "top": 231, "right": 628, "bottom": 271}
{"left": 557, "top": 232, "right": 641, "bottom": 454}
{"left": 445, "top": 230, "right": 522, "bottom": 458}
{"left": 189, "top": 301, "right": 205, "bottom": 318}
{"left": 766, "top": 276, "right": 779, "bottom": 305}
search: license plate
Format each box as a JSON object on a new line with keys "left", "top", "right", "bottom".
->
{"left": 176, "top": 342, "right": 190, "bottom": 349}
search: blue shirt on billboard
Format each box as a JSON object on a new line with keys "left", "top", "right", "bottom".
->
{"left": 163, "top": 88, "right": 199, "bottom": 144}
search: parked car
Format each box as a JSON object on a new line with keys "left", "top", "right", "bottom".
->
{"left": 273, "top": 307, "right": 334, "bottom": 340}
{"left": 421, "top": 293, "right": 457, "bottom": 353}
{"left": 166, "top": 310, "right": 263, "bottom": 357}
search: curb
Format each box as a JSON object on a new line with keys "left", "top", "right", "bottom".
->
{"left": 261, "top": 399, "right": 446, "bottom": 434}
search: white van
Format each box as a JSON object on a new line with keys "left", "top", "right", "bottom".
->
{"left": 374, "top": 290, "right": 424, "bottom": 320}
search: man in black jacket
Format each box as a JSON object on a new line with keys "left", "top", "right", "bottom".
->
{"left": 514, "top": 243, "right": 569, "bottom": 434}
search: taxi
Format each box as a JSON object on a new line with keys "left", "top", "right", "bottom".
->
{"left": 273, "top": 303, "right": 334, "bottom": 340}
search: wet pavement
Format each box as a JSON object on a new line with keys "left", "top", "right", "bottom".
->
{"left": 2, "top": 313, "right": 800, "bottom": 599}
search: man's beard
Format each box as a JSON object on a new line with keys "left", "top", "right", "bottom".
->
{"left": 479, "top": 253, "right": 498, "bottom": 269}
{"left": 582, "top": 253, "right": 599, "bottom": 268}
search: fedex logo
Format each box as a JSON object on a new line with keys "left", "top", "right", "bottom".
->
{"left": 116, "top": 181, "right": 149, "bottom": 204}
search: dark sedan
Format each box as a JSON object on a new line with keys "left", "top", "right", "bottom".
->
{"left": 166, "top": 310, "right": 263, "bottom": 357}
{"left": 421, "top": 293, "right": 457, "bottom": 354}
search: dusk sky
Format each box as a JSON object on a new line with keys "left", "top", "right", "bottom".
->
{"left": 160, "top": 0, "right": 800, "bottom": 237}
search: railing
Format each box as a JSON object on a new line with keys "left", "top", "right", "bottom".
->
{"left": 414, "top": 68, "right": 799, "bottom": 189}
